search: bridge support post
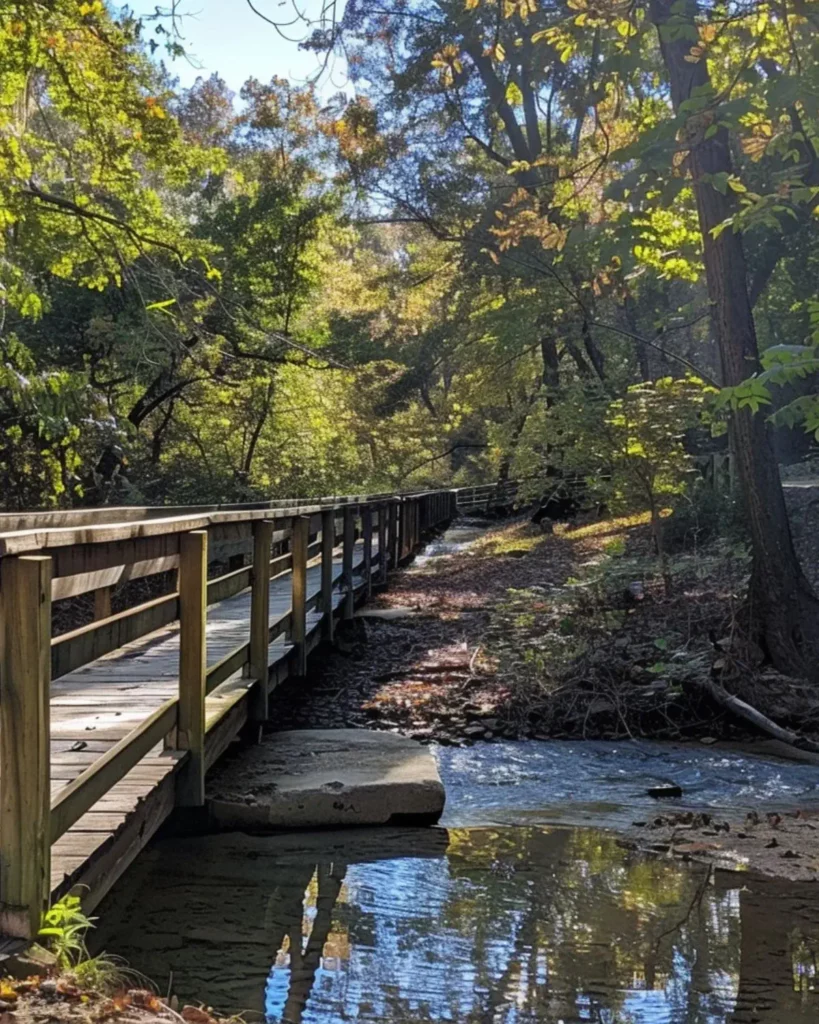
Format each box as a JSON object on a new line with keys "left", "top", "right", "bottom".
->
{"left": 342, "top": 505, "right": 355, "bottom": 620}
{"left": 177, "top": 530, "right": 207, "bottom": 807}
{"left": 377, "top": 504, "right": 388, "bottom": 585}
{"left": 291, "top": 516, "right": 309, "bottom": 677}
{"left": 362, "top": 506, "right": 373, "bottom": 600}
{"left": 248, "top": 519, "right": 274, "bottom": 725}
{"left": 0, "top": 555, "right": 52, "bottom": 940}
{"left": 320, "top": 509, "right": 335, "bottom": 641}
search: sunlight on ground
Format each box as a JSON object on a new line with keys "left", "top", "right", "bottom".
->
{"left": 472, "top": 520, "right": 548, "bottom": 556}
{"left": 469, "top": 508, "right": 664, "bottom": 556}
{"left": 561, "top": 509, "right": 670, "bottom": 539}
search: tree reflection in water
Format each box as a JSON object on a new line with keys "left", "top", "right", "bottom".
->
{"left": 95, "top": 826, "right": 819, "bottom": 1024}
{"left": 266, "top": 828, "right": 744, "bottom": 1023}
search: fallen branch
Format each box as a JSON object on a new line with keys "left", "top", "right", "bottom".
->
{"left": 690, "top": 676, "right": 819, "bottom": 754}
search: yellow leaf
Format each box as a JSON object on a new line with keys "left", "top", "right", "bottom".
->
{"left": 505, "top": 81, "right": 523, "bottom": 105}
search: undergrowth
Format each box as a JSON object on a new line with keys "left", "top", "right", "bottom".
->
{"left": 480, "top": 499, "right": 775, "bottom": 740}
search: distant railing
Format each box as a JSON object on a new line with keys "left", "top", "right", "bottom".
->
{"left": 453, "top": 481, "right": 520, "bottom": 513}
{"left": 0, "top": 488, "right": 456, "bottom": 938}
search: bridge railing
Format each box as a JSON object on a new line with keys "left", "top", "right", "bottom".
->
{"left": 453, "top": 481, "right": 520, "bottom": 512}
{"left": 0, "top": 488, "right": 456, "bottom": 938}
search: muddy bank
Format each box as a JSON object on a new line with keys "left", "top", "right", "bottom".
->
{"left": 627, "top": 806, "right": 819, "bottom": 882}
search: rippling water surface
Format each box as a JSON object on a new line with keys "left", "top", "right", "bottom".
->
{"left": 98, "top": 816, "right": 819, "bottom": 1024}
{"left": 436, "top": 738, "right": 819, "bottom": 829}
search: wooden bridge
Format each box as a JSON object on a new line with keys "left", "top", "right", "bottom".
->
{"left": 0, "top": 489, "right": 456, "bottom": 941}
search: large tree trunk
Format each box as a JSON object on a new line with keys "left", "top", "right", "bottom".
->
{"left": 650, "top": 0, "right": 819, "bottom": 680}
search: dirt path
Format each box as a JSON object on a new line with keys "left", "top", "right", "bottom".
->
{"left": 271, "top": 513, "right": 647, "bottom": 743}
{"left": 272, "top": 517, "right": 568, "bottom": 741}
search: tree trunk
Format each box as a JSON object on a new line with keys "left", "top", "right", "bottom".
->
{"left": 540, "top": 335, "right": 560, "bottom": 398}
{"left": 498, "top": 387, "right": 540, "bottom": 483}
{"left": 650, "top": 0, "right": 819, "bottom": 680}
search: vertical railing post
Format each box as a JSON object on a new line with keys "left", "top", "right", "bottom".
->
{"left": 0, "top": 555, "right": 51, "bottom": 939}
{"left": 377, "top": 503, "right": 388, "bottom": 585}
{"left": 291, "top": 516, "right": 309, "bottom": 676}
{"left": 389, "top": 500, "right": 400, "bottom": 571}
{"left": 94, "top": 584, "right": 113, "bottom": 620}
{"left": 408, "top": 499, "right": 417, "bottom": 555}
{"left": 177, "top": 530, "right": 207, "bottom": 807}
{"left": 320, "top": 508, "right": 335, "bottom": 641}
{"left": 248, "top": 519, "right": 274, "bottom": 725}
{"left": 399, "top": 499, "right": 409, "bottom": 562}
{"left": 342, "top": 505, "right": 355, "bottom": 619}
{"left": 362, "top": 505, "right": 373, "bottom": 600}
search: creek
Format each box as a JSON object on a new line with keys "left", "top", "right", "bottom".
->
{"left": 94, "top": 521, "right": 819, "bottom": 1023}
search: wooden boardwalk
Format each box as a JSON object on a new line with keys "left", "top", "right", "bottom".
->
{"left": 0, "top": 489, "right": 455, "bottom": 939}
{"left": 48, "top": 547, "right": 367, "bottom": 904}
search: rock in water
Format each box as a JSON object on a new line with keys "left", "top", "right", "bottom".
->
{"left": 207, "top": 729, "right": 446, "bottom": 830}
{"left": 647, "top": 784, "right": 683, "bottom": 799}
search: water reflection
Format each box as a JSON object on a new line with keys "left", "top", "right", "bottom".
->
{"left": 96, "top": 826, "right": 819, "bottom": 1024}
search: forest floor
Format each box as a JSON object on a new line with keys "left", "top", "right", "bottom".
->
{"left": 0, "top": 979, "right": 231, "bottom": 1024}
{"left": 274, "top": 509, "right": 819, "bottom": 747}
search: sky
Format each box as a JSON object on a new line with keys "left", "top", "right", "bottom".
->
{"left": 122, "top": 0, "right": 349, "bottom": 96}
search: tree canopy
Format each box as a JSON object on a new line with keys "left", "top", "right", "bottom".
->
{"left": 5, "top": 0, "right": 819, "bottom": 673}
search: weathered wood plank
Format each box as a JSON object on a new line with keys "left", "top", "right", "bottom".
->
{"left": 50, "top": 534, "right": 182, "bottom": 580}
{"left": 248, "top": 520, "right": 274, "bottom": 723}
{"left": 51, "top": 593, "right": 179, "bottom": 680}
{"left": 176, "top": 531, "right": 208, "bottom": 807}
{"left": 342, "top": 506, "right": 355, "bottom": 620}
{"left": 0, "top": 556, "right": 52, "bottom": 939}
{"left": 378, "top": 504, "right": 388, "bottom": 584}
{"left": 50, "top": 700, "right": 179, "bottom": 842}
{"left": 52, "top": 554, "right": 180, "bottom": 601}
{"left": 320, "top": 509, "right": 335, "bottom": 642}
{"left": 362, "top": 507, "right": 373, "bottom": 601}
{"left": 291, "top": 516, "right": 309, "bottom": 677}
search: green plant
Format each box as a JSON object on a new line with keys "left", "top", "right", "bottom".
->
{"left": 39, "top": 895, "right": 127, "bottom": 992}
{"left": 39, "top": 895, "right": 96, "bottom": 971}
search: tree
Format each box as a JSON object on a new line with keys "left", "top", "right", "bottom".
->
{"left": 642, "top": 0, "right": 819, "bottom": 677}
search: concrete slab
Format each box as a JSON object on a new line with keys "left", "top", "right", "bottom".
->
{"left": 206, "top": 728, "right": 446, "bottom": 829}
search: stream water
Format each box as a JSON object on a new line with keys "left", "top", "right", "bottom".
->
{"left": 95, "top": 521, "right": 819, "bottom": 1023}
